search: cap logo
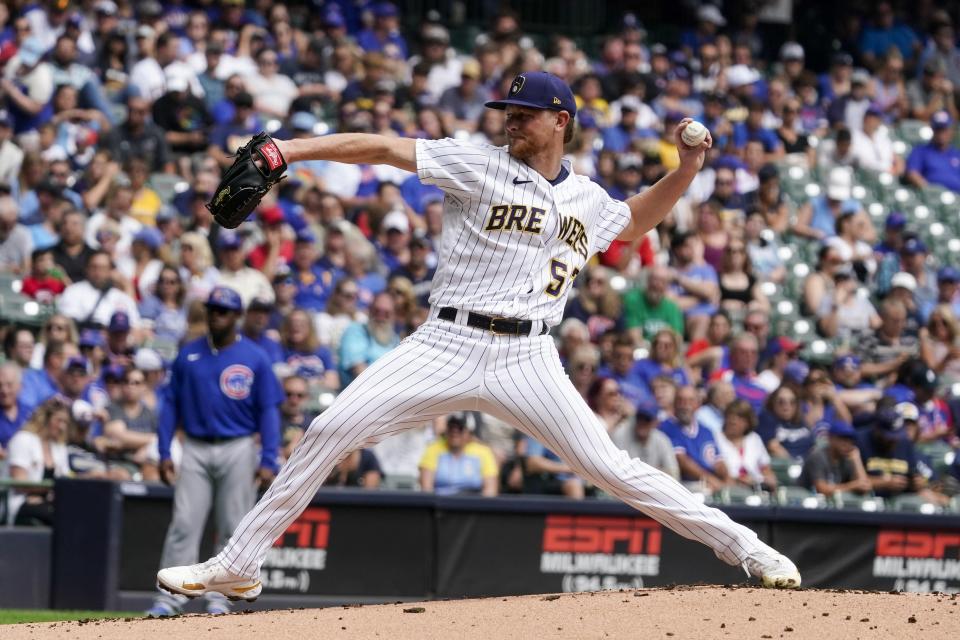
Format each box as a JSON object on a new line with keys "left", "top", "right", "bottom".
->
{"left": 553, "top": 97, "right": 561, "bottom": 105}
{"left": 510, "top": 75, "right": 526, "bottom": 96}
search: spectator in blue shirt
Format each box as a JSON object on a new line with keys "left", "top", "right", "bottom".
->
{"left": 291, "top": 229, "right": 339, "bottom": 312}
{"left": 634, "top": 328, "right": 691, "bottom": 397}
{"left": 660, "top": 385, "right": 729, "bottom": 491}
{"left": 668, "top": 231, "right": 720, "bottom": 340}
{"left": 280, "top": 308, "right": 339, "bottom": 390}
{"left": 599, "top": 335, "right": 653, "bottom": 409}
{"left": 732, "top": 99, "right": 783, "bottom": 157}
{"left": 20, "top": 341, "right": 70, "bottom": 411}
{"left": 601, "top": 96, "right": 644, "bottom": 153}
{"left": 858, "top": 2, "right": 920, "bottom": 72}
{"left": 239, "top": 298, "right": 283, "bottom": 364}
{"left": 0, "top": 363, "right": 32, "bottom": 451}
{"left": 906, "top": 110, "right": 960, "bottom": 192}
{"left": 355, "top": 2, "right": 408, "bottom": 61}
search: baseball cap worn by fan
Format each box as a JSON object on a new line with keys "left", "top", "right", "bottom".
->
{"left": 485, "top": 71, "right": 577, "bottom": 117}
{"left": 383, "top": 210, "right": 410, "bottom": 233}
{"left": 938, "top": 266, "right": 960, "bottom": 283}
{"left": 109, "top": 311, "right": 131, "bottom": 333}
{"left": 890, "top": 272, "right": 918, "bottom": 291}
{"left": 902, "top": 237, "right": 927, "bottom": 255}
{"left": 931, "top": 110, "right": 953, "bottom": 129}
{"left": 636, "top": 400, "right": 659, "bottom": 421}
{"left": 885, "top": 212, "right": 907, "bottom": 229}
{"left": 206, "top": 286, "right": 244, "bottom": 312}
{"left": 828, "top": 419, "right": 857, "bottom": 440}
{"left": 79, "top": 328, "right": 104, "bottom": 348}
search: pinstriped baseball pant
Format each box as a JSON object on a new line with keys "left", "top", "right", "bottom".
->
{"left": 216, "top": 313, "right": 767, "bottom": 579}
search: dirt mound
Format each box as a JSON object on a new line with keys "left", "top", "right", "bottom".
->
{"left": 6, "top": 586, "right": 957, "bottom": 639}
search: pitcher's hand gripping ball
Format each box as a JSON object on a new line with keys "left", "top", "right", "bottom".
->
{"left": 681, "top": 121, "right": 708, "bottom": 148}
{"left": 207, "top": 132, "right": 287, "bottom": 229}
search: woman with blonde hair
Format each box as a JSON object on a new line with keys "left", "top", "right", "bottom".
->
{"left": 386, "top": 275, "right": 417, "bottom": 334}
{"left": 178, "top": 232, "right": 219, "bottom": 303}
{"left": 635, "top": 328, "right": 691, "bottom": 396}
{"left": 280, "top": 308, "right": 339, "bottom": 389}
{"left": 6, "top": 397, "right": 72, "bottom": 525}
{"left": 29, "top": 313, "right": 78, "bottom": 369}
{"left": 921, "top": 304, "right": 960, "bottom": 380}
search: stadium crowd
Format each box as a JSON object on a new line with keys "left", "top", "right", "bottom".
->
{"left": 2, "top": 0, "right": 960, "bottom": 525}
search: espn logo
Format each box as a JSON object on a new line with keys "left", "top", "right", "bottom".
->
{"left": 542, "top": 515, "right": 662, "bottom": 555}
{"left": 274, "top": 507, "right": 330, "bottom": 549}
{"left": 876, "top": 530, "right": 960, "bottom": 559}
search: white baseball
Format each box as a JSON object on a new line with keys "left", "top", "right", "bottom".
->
{"left": 681, "top": 121, "right": 708, "bottom": 147}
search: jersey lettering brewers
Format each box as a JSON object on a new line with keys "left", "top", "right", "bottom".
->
{"left": 415, "top": 138, "right": 631, "bottom": 324}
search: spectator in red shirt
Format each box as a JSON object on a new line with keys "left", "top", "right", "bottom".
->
{"left": 247, "top": 206, "right": 292, "bottom": 277}
{"left": 21, "top": 247, "right": 67, "bottom": 303}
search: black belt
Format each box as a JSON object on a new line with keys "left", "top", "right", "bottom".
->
{"left": 438, "top": 307, "right": 549, "bottom": 336}
{"left": 189, "top": 434, "right": 248, "bottom": 444}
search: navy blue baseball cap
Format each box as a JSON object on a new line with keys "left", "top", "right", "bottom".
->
{"left": 108, "top": 311, "right": 131, "bottom": 333}
{"left": 206, "top": 286, "right": 244, "bottom": 312}
{"left": 938, "top": 266, "right": 960, "bottom": 283}
{"left": 885, "top": 212, "right": 907, "bottom": 229}
{"left": 828, "top": 419, "right": 857, "bottom": 439}
{"left": 79, "top": 328, "right": 104, "bottom": 348}
{"left": 902, "top": 237, "right": 928, "bottom": 255}
{"left": 932, "top": 110, "right": 954, "bottom": 129}
{"left": 635, "top": 400, "right": 659, "bottom": 421}
{"left": 485, "top": 71, "right": 577, "bottom": 117}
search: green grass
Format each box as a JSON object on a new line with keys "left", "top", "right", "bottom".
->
{"left": 0, "top": 609, "right": 143, "bottom": 625}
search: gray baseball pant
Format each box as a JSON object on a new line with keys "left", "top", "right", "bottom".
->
{"left": 154, "top": 435, "right": 258, "bottom": 610}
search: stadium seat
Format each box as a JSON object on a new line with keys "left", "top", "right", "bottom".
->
{"left": 832, "top": 492, "right": 885, "bottom": 512}
{"left": 769, "top": 458, "right": 802, "bottom": 487}
{"left": 382, "top": 474, "right": 418, "bottom": 490}
{"left": 889, "top": 494, "right": 942, "bottom": 514}
{"left": 776, "top": 486, "right": 824, "bottom": 508}
{"left": 719, "top": 485, "right": 770, "bottom": 506}
{"left": 895, "top": 119, "right": 932, "bottom": 146}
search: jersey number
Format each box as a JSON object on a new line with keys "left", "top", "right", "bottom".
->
{"left": 545, "top": 259, "right": 580, "bottom": 298}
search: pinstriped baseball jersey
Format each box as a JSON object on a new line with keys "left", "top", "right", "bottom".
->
{"left": 415, "top": 138, "right": 632, "bottom": 325}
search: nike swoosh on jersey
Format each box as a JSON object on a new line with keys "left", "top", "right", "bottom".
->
{"left": 188, "top": 353, "right": 200, "bottom": 361}
{"left": 512, "top": 177, "right": 532, "bottom": 185}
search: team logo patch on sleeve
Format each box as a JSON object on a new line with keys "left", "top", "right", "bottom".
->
{"left": 220, "top": 364, "right": 255, "bottom": 399}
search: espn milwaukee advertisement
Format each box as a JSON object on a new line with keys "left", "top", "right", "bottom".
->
{"left": 435, "top": 510, "right": 750, "bottom": 597}
{"left": 119, "top": 498, "right": 433, "bottom": 598}
{"left": 872, "top": 529, "right": 960, "bottom": 593}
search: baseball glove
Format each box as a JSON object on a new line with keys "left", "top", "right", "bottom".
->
{"left": 207, "top": 132, "right": 287, "bottom": 229}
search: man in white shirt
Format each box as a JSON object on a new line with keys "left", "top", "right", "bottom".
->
{"left": 214, "top": 231, "right": 274, "bottom": 307}
{"left": 850, "top": 106, "right": 901, "bottom": 174}
{"left": 247, "top": 49, "right": 297, "bottom": 118}
{"left": 58, "top": 250, "right": 141, "bottom": 330}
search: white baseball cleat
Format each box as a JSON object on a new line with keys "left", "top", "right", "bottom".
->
{"left": 743, "top": 549, "right": 802, "bottom": 589}
{"left": 157, "top": 558, "right": 262, "bottom": 602}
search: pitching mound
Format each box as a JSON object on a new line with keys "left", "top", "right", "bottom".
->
{"left": 6, "top": 586, "right": 958, "bottom": 639}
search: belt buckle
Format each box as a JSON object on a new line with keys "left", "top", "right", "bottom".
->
{"left": 489, "top": 316, "right": 511, "bottom": 335}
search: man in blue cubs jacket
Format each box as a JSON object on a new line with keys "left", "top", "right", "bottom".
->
{"left": 148, "top": 286, "right": 283, "bottom": 618}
